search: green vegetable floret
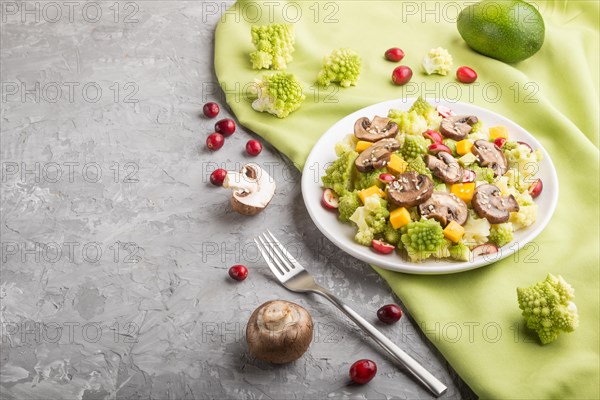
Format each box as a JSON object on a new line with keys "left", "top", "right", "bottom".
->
{"left": 383, "top": 222, "right": 402, "bottom": 246}
{"left": 249, "top": 24, "right": 295, "bottom": 70}
{"left": 422, "top": 47, "right": 453, "bottom": 76}
{"left": 322, "top": 150, "right": 358, "bottom": 196}
{"left": 250, "top": 72, "right": 305, "bottom": 118}
{"left": 349, "top": 195, "right": 390, "bottom": 246}
{"left": 489, "top": 223, "right": 514, "bottom": 247}
{"left": 400, "top": 136, "right": 429, "bottom": 160}
{"left": 406, "top": 156, "right": 433, "bottom": 179}
{"left": 317, "top": 48, "right": 362, "bottom": 88}
{"left": 400, "top": 219, "right": 446, "bottom": 262}
{"left": 337, "top": 191, "right": 361, "bottom": 222}
{"left": 388, "top": 97, "right": 442, "bottom": 135}
{"left": 354, "top": 168, "right": 385, "bottom": 190}
{"left": 517, "top": 274, "right": 579, "bottom": 344}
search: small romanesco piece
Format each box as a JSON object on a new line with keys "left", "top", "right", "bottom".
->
{"left": 322, "top": 150, "right": 358, "bottom": 196}
{"left": 388, "top": 97, "right": 442, "bottom": 135}
{"left": 349, "top": 195, "right": 390, "bottom": 246}
{"left": 317, "top": 48, "right": 362, "bottom": 88}
{"left": 517, "top": 274, "right": 579, "bottom": 344}
{"left": 422, "top": 47, "right": 453, "bottom": 76}
{"left": 383, "top": 222, "right": 402, "bottom": 246}
{"left": 338, "top": 191, "right": 361, "bottom": 222}
{"left": 408, "top": 97, "right": 442, "bottom": 127}
{"left": 249, "top": 24, "right": 295, "bottom": 70}
{"left": 400, "top": 135, "right": 430, "bottom": 160}
{"left": 354, "top": 168, "right": 385, "bottom": 191}
{"left": 406, "top": 155, "right": 433, "bottom": 179}
{"left": 449, "top": 241, "right": 471, "bottom": 261}
{"left": 250, "top": 72, "right": 305, "bottom": 118}
{"left": 400, "top": 219, "right": 446, "bottom": 262}
{"left": 489, "top": 223, "right": 514, "bottom": 247}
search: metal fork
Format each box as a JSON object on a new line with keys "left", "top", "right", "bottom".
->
{"left": 254, "top": 231, "right": 447, "bottom": 397}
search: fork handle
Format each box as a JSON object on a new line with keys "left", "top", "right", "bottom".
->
{"left": 312, "top": 289, "right": 447, "bottom": 397}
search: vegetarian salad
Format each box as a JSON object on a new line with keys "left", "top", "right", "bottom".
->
{"left": 321, "top": 97, "right": 543, "bottom": 263}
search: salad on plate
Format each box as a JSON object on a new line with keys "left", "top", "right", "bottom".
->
{"left": 321, "top": 97, "right": 544, "bottom": 263}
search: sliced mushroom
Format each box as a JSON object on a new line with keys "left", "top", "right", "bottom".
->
{"left": 471, "top": 184, "right": 520, "bottom": 223}
{"left": 425, "top": 152, "right": 463, "bottom": 183}
{"left": 440, "top": 115, "right": 478, "bottom": 140}
{"left": 418, "top": 191, "right": 468, "bottom": 226}
{"left": 386, "top": 171, "right": 433, "bottom": 207}
{"left": 223, "top": 163, "right": 276, "bottom": 215}
{"left": 354, "top": 116, "right": 399, "bottom": 142}
{"left": 246, "top": 300, "right": 313, "bottom": 364}
{"left": 354, "top": 138, "right": 401, "bottom": 173}
{"left": 472, "top": 140, "right": 508, "bottom": 176}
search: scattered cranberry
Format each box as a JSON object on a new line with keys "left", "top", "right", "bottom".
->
{"left": 377, "top": 304, "right": 403, "bottom": 324}
{"left": 472, "top": 243, "right": 499, "bottom": 257}
{"left": 322, "top": 188, "right": 339, "bottom": 209}
{"left": 428, "top": 143, "right": 452, "bottom": 155}
{"left": 349, "top": 359, "right": 377, "bottom": 385}
{"left": 203, "top": 102, "right": 220, "bottom": 118}
{"left": 210, "top": 168, "right": 227, "bottom": 186}
{"left": 528, "top": 178, "right": 543, "bottom": 199}
{"left": 391, "top": 66, "right": 413, "bottom": 86}
{"left": 494, "top": 137, "right": 507, "bottom": 148}
{"left": 206, "top": 133, "right": 224, "bottom": 151}
{"left": 437, "top": 105, "right": 455, "bottom": 118}
{"left": 384, "top": 47, "right": 405, "bottom": 62}
{"left": 215, "top": 118, "right": 236, "bottom": 137}
{"left": 372, "top": 240, "right": 395, "bottom": 254}
{"left": 246, "top": 140, "right": 262, "bottom": 156}
{"left": 228, "top": 264, "right": 248, "bottom": 281}
{"left": 456, "top": 66, "right": 478, "bottom": 84}
{"left": 462, "top": 169, "right": 476, "bottom": 183}
{"left": 378, "top": 173, "right": 396, "bottom": 184}
{"left": 423, "top": 130, "right": 443, "bottom": 143}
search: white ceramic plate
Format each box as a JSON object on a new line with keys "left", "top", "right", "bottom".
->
{"left": 301, "top": 98, "right": 559, "bottom": 274}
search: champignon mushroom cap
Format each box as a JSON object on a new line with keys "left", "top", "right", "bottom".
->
{"left": 425, "top": 152, "right": 463, "bottom": 183}
{"left": 418, "top": 191, "right": 469, "bottom": 226}
{"left": 440, "top": 115, "right": 479, "bottom": 141}
{"left": 386, "top": 171, "right": 433, "bottom": 207}
{"left": 223, "top": 163, "right": 276, "bottom": 216}
{"left": 472, "top": 140, "right": 508, "bottom": 177}
{"left": 246, "top": 300, "right": 313, "bottom": 364}
{"left": 355, "top": 138, "right": 401, "bottom": 173}
{"left": 354, "top": 116, "right": 399, "bottom": 142}
{"left": 471, "top": 184, "right": 520, "bottom": 224}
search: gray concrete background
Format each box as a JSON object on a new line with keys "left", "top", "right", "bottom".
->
{"left": 0, "top": 1, "right": 476, "bottom": 399}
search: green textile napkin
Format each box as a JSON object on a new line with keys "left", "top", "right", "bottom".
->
{"left": 215, "top": 1, "right": 599, "bottom": 398}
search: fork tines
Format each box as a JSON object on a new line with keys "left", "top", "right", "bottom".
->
{"left": 254, "top": 231, "right": 303, "bottom": 279}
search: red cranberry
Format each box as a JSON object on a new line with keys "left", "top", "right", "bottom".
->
{"left": 203, "top": 102, "right": 220, "bottom": 118}
{"left": 494, "top": 137, "right": 507, "bottom": 148}
{"left": 528, "top": 178, "right": 543, "bottom": 199}
{"left": 391, "top": 66, "right": 413, "bottom": 86}
{"left": 210, "top": 168, "right": 227, "bottom": 186}
{"left": 384, "top": 47, "right": 405, "bottom": 62}
{"left": 246, "top": 140, "right": 262, "bottom": 156}
{"left": 456, "top": 66, "right": 478, "bottom": 83}
{"left": 228, "top": 265, "right": 248, "bottom": 281}
{"left": 206, "top": 133, "right": 224, "bottom": 151}
{"left": 215, "top": 118, "right": 236, "bottom": 136}
{"left": 349, "top": 359, "right": 377, "bottom": 384}
{"left": 377, "top": 304, "right": 403, "bottom": 324}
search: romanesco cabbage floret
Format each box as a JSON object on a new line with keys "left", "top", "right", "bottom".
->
{"left": 463, "top": 213, "right": 491, "bottom": 247}
{"left": 388, "top": 97, "right": 441, "bottom": 134}
{"left": 335, "top": 134, "right": 358, "bottom": 156}
{"left": 250, "top": 24, "right": 295, "bottom": 70}
{"left": 406, "top": 155, "right": 433, "bottom": 179}
{"left": 354, "top": 168, "right": 385, "bottom": 190}
{"left": 322, "top": 150, "right": 358, "bottom": 196}
{"left": 409, "top": 97, "right": 442, "bottom": 127}
{"left": 250, "top": 72, "right": 305, "bottom": 118}
{"left": 489, "top": 223, "right": 514, "bottom": 247}
{"left": 449, "top": 241, "right": 472, "bottom": 261}
{"left": 517, "top": 274, "right": 579, "bottom": 344}
{"left": 317, "top": 48, "right": 361, "bottom": 88}
{"left": 400, "top": 135, "right": 429, "bottom": 160}
{"left": 400, "top": 219, "right": 446, "bottom": 262}
{"left": 338, "top": 191, "right": 361, "bottom": 222}
{"left": 383, "top": 222, "right": 402, "bottom": 246}
{"left": 350, "top": 195, "right": 390, "bottom": 246}
{"left": 422, "top": 47, "right": 453, "bottom": 76}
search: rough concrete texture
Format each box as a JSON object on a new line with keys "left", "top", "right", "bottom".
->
{"left": 0, "top": 1, "right": 476, "bottom": 399}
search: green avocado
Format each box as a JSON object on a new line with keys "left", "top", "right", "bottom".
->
{"left": 457, "top": 0, "right": 545, "bottom": 63}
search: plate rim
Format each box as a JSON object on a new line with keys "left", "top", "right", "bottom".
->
{"left": 300, "top": 97, "right": 559, "bottom": 275}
